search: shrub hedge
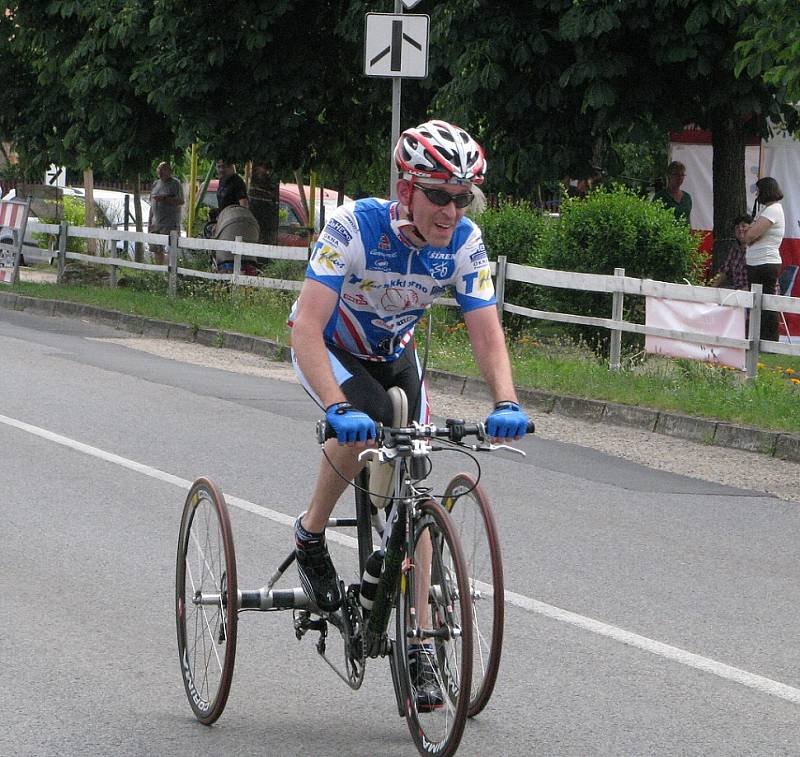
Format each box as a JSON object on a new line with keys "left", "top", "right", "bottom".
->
{"left": 475, "top": 185, "right": 704, "bottom": 346}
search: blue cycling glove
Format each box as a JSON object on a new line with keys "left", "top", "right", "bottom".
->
{"left": 325, "top": 402, "right": 377, "bottom": 444}
{"left": 486, "top": 401, "right": 529, "bottom": 440}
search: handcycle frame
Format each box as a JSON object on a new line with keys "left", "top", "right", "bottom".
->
{"left": 177, "top": 412, "right": 529, "bottom": 755}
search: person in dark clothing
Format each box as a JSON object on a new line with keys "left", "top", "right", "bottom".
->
{"left": 215, "top": 160, "right": 249, "bottom": 211}
{"left": 709, "top": 214, "right": 752, "bottom": 290}
{"left": 653, "top": 161, "right": 692, "bottom": 223}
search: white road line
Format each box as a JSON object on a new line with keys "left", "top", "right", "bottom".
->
{"left": 3, "top": 412, "right": 799, "bottom": 706}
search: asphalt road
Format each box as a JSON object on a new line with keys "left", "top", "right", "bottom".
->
{"left": 2, "top": 309, "right": 799, "bottom": 756}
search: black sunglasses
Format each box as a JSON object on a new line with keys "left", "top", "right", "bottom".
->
{"left": 414, "top": 184, "right": 474, "bottom": 208}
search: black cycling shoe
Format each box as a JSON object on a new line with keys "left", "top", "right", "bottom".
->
{"left": 295, "top": 521, "right": 341, "bottom": 613}
{"left": 408, "top": 646, "right": 444, "bottom": 712}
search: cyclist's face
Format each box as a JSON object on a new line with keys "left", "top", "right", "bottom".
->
{"left": 399, "top": 180, "right": 471, "bottom": 247}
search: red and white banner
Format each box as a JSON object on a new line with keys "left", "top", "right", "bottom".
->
{"left": 669, "top": 128, "right": 800, "bottom": 337}
{"left": 645, "top": 297, "right": 747, "bottom": 370}
{"left": 0, "top": 201, "right": 24, "bottom": 230}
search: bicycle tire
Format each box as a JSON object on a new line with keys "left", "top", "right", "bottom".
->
{"left": 443, "top": 473, "right": 504, "bottom": 716}
{"left": 176, "top": 477, "right": 238, "bottom": 725}
{"left": 395, "top": 500, "right": 473, "bottom": 757}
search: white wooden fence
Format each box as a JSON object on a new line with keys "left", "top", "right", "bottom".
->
{"left": 25, "top": 221, "right": 800, "bottom": 378}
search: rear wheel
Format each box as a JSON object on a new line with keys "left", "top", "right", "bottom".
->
{"left": 176, "top": 478, "right": 238, "bottom": 724}
{"left": 443, "top": 473, "right": 504, "bottom": 716}
{"left": 395, "top": 500, "right": 473, "bottom": 757}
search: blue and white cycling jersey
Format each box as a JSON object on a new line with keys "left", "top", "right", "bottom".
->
{"left": 290, "top": 198, "right": 496, "bottom": 361}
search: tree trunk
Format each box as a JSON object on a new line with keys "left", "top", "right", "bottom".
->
{"left": 133, "top": 175, "right": 144, "bottom": 263}
{"left": 710, "top": 110, "right": 748, "bottom": 272}
{"left": 249, "top": 162, "right": 279, "bottom": 244}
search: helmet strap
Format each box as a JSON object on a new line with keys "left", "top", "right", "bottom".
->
{"left": 395, "top": 177, "right": 427, "bottom": 246}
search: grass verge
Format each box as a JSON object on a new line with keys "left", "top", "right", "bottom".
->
{"left": 8, "top": 273, "right": 800, "bottom": 434}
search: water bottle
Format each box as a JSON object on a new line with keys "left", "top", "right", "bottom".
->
{"left": 359, "top": 550, "right": 384, "bottom": 614}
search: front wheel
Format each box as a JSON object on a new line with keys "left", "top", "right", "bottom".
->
{"left": 176, "top": 478, "right": 238, "bottom": 724}
{"left": 443, "top": 473, "right": 504, "bottom": 716}
{"left": 395, "top": 500, "right": 473, "bottom": 757}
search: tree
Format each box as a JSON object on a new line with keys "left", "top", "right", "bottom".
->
{"left": 429, "top": 0, "right": 798, "bottom": 269}
{"left": 0, "top": 3, "right": 83, "bottom": 177}
{"left": 735, "top": 0, "right": 800, "bottom": 102}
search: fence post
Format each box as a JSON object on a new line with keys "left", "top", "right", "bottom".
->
{"left": 609, "top": 267, "right": 625, "bottom": 371}
{"left": 109, "top": 239, "right": 118, "bottom": 287}
{"left": 168, "top": 231, "right": 179, "bottom": 298}
{"left": 745, "top": 283, "right": 763, "bottom": 380}
{"left": 495, "top": 255, "right": 507, "bottom": 324}
{"left": 232, "top": 235, "right": 242, "bottom": 289}
{"left": 56, "top": 222, "right": 68, "bottom": 284}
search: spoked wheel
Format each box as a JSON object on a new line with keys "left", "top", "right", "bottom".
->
{"left": 443, "top": 473, "right": 504, "bottom": 716}
{"left": 176, "top": 478, "right": 238, "bottom": 724}
{"left": 395, "top": 500, "right": 473, "bottom": 757}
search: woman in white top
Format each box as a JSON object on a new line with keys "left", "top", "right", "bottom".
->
{"left": 744, "top": 176, "right": 785, "bottom": 341}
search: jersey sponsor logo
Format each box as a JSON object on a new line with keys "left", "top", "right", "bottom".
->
{"left": 311, "top": 244, "right": 345, "bottom": 271}
{"left": 428, "top": 251, "right": 454, "bottom": 260}
{"left": 462, "top": 268, "right": 493, "bottom": 295}
{"left": 349, "top": 274, "right": 379, "bottom": 292}
{"left": 324, "top": 218, "right": 352, "bottom": 245}
{"left": 428, "top": 260, "right": 452, "bottom": 279}
{"left": 378, "top": 233, "right": 391, "bottom": 250}
{"left": 371, "top": 313, "right": 416, "bottom": 331}
{"left": 366, "top": 247, "right": 398, "bottom": 272}
{"left": 367, "top": 255, "right": 392, "bottom": 272}
{"left": 470, "top": 246, "right": 489, "bottom": 267}
{"left": 382, "top": 277, "right": 430, "bottom": 294}
{"left": 343, "top": 292, "right": 368, "bottom": 306}
{"left": 380, "top": 287, "right": 420, "bottom": 312}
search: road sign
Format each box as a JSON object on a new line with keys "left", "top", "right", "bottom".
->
{"left": 402, "top": 0, "right": 424, "bottom": 7}
{"left": 364, "top": 13, "right": 429, "bottom": 79}
{"left": 45, "top": 164, "right": 66, "bottom": 188}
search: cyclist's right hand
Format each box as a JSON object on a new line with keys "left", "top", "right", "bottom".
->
{"left": 325, "top": 402, "right": 377, "bottom": 445}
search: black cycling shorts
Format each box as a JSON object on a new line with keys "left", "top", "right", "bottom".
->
{"left": 292, "top": 343, "right": 428, "bottom": 425}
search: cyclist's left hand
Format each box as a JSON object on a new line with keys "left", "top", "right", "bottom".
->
{"left": 485, "top": 401, "right": 529, "bottom": 440}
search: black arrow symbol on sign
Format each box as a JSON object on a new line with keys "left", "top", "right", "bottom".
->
{"left": 370, "top": 20, "right": 423, "bottom": 71}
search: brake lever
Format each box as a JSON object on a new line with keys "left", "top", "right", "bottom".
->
{"left": 471, "top": 443, "right": 527, "bottom": 456}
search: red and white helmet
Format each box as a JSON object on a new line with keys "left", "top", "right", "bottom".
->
{"left": 394, "top": 119, "right": 486, "bottom": 185}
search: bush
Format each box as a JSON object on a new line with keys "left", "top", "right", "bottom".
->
{"left": 473, "top": 198, "right": 556, "bottom": 319}
{"left": 544, "top": 185, "right": 702, "bottom": 281}
{"left": 474, "top": 198, "right": 552, "bottom": 268}
{"left": 35, "top": 195, "right": 88, "bottom": 254}
{"left": 538, "top": 185, "right": 704, "bottom": 349}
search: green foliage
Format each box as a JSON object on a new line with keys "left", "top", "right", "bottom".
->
{"left": 475, "top": 199, "right": 552, "bottom": 267}
{"left": 545, "top": 186, "right": 702, "bottom": 281}
{"left": 735, "top": 0, "right": 800, "bottom": 102}
{"left": 538, "top": 186, "right": 703, "bottom": 347}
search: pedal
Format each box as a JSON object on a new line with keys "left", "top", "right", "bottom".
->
{"left": 294, "top": 610, "right": 327, "bottom": 640}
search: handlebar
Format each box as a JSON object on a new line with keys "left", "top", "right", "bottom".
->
{"left": 316, "top": 418, "right": 536, "bottom": 445}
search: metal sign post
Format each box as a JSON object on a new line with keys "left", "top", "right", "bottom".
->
{"left": 364, "top": 2, "right": 429, "bottom": 199}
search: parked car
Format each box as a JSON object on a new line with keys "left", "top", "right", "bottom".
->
{"left": 201, "top": 180, "right": 351, "bottom": 246}
{"left": 1, "top": 187, "right": 154, "bottom": 263}
{"left": 62, "top": 187, "right": 152, "bottom": 234}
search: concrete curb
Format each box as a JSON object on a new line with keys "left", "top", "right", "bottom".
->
{"left": 2, "top": 289, "right": 798, "bottom": 464}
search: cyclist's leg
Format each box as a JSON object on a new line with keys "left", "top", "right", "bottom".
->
{"left": 291, "top": 345, "right": 398, "bottom": 610}
{"left": 292, "top": 344, "right": 396, "bottom": 532}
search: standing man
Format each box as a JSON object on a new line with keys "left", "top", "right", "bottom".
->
{"left": 148, "top": 162, "right": 184, "bottom": 265}
{"left": 289, "top": 119, "right": 529, "bottom": 709}
{"left": 215, "top": 160, "right": 249, "bottom": 211}
{"left": 653, "top": 160, "right": 692, "bottom": 224}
